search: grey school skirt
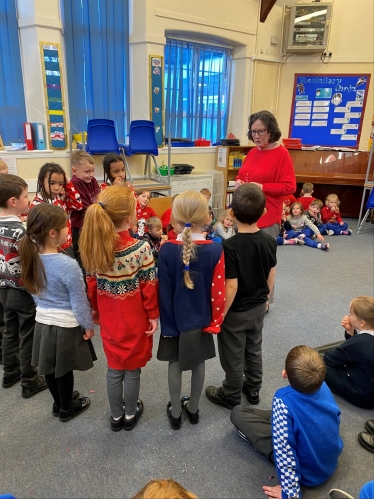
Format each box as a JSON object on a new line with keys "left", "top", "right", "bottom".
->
{"left": 157, "top": 328, "right": 216, "bottom": 371}
{"left": 32, "top": 322, "right": 95, "bottom": 378}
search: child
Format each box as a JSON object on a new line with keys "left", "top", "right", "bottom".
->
{"left": 135, "top": 189, "right": 157, "bottom": 237}
{"left": 282, "top": 193, "right": 296, "bottom": 216}
{"left": 231, "top": 345, "right": 344, "bottom": 499}
{"left": 315, "top": 296, "right": 374, "bottom": 409}
{"left": 0, "top": 158, "right": 9, "bottom": 174}
{"left": 157, "top": 190, "right": 225, "bottom": 429}
{"left": 321, "top": 193, "right": 352, "bottom": 235}
{"left": 161, "top": 193, "right": 178, "bottom": 231}
{"left": 142, "top": 216, "right": 167, "bottom": 265}
{"left": 79, "top": 185, "right": 159, "bottom": 431}
{"left": 287, "top": 202, "right": 329, "bottom": 251}
{"left": 70, "top": 151, "right": 100, "bottom": 264}
{"left": 29, "top": 163, "right": 82, "bottom": 257}
{"left": 206, "top": 184, "right": 276, "bottom": 409}
{"left": 19, "top": 203, "right": 95, "bottom": 421}
{"left": 133, "top": 479, "right": 198, "bottom": 499}
{"left": 100, "top": 153, "right": 134, "bottom": 192}
{"left": 276, "top": 204, "right": 300, "bottom": 246}
{"left": 0, "top": 174, "right": 47, "bottom": 398}
{"left": 214, "top": 209, "right": 235, "bottom": 240}
{"left": 200, "top": 187, "right": 216, "bottom": 239}
{"left": 304, "top": 198, "right": 332, "bottom": 236}
{"left": 297, "top": 182, "right": 316, "bottom": 211}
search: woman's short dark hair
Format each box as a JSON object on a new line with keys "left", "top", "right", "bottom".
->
{"left": 247, "top": 110, "right": 282, "bottom": 143}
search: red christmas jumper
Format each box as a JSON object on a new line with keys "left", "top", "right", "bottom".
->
{"left": 86, "top": 231, "right": 159, "bottom": 370}
{"left": 29, "top": 181, "right": 82, "bottom": 250}
{"left": 321, "top": 206, "right": 344, "bottom": 224}
{"left": 236, "top": 145, "right": 296, "bottom": 228}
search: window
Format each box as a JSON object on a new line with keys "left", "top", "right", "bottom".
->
{"left": 164, "top": 38, "right": 231, "bottom": 143}
{"left": 63, "top": 0, "right": 129, "bottom": 142}
{"left": 0, "top": 0, "right": 27, "bottom": 144}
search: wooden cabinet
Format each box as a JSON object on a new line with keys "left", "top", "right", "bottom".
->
{"left": 215, "top": 145, "right": 254, "bottom": 208}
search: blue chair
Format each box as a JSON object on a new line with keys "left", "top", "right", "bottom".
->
{"left": 85, "top": 119, "right": 132, "bottom": 181}
{"left": 357, "top": 184, "right": 374, "bottom": 234}
{"left": 124, "top": 120, "right": 161, "bottom": 182}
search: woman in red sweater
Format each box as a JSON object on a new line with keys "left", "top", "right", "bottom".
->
{"left": 235, "top": 110, "right": 296, "bottom": 239}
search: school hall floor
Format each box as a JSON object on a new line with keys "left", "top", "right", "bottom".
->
{"left": 1, "top": 220, "right": 373, "bottom": 499}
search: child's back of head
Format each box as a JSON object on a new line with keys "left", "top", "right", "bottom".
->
{"left": 302, "top": 182, "right": 314, "bottom": 194}
{"left": 350, "top": 296, "right": 374, "bottom": 330}
{"left": 172, "top": 190, "right": 210, "bottom": 289}
{"left": 0, "top": 174, "right": 27, "bottom": 209}
{"left": 285, "top": 345, "right": 326, "bottom": 394}
{"left": 133, "top": 479, "right": 198, "bottom": 499}
{"left": 0, "top": 158, "right": 9, "bottom": 174}
{"left": 231, "top": 183, "right": 265, "bottom": 225}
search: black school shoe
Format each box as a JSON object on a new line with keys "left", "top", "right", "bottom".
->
{"left": 21, "top": 375, "right": 48, "bottom": 399}
{"left": 59, "top": 396, "right": 91, "bottom": 422}
{"left": 242, "top": 387, "right": 260, "bottom": 405}
{"left": 181, "top": 396, "right": 199, "bottom": 424}
{"left": 110, "top": 414, "right": 124, "bottom": 432}
{"left": 205, "top": 386, "right": 240, "bottom": 410}
{"left": 358, "top": 432, "right": 374, "bottom": 453}
{"left": 123, "top": 399, "right": 144, "bottom": 431}
{"left": 2, "top": 372, "right": 21, "bottom": 388}
{"left": 166, "top": 401, "right": 182, "bottom": 430}
{"left": 52, "top": 390, "right": 80, "bottom": 417}
{"left": 365, "top": 419, "right": 374, "bottom": 434}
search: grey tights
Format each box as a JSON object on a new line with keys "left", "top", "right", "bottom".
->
{"left": 107, "top": 367, "right": 141, "bottom": 419}
{"left": 168, "top": 360, "right": 205, "bottom": 418}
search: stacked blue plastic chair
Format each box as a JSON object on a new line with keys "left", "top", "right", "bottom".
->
{"left": 124, "top": 120, "right": 161, "bottom": 181}
{"left": 357, "top": 186, "right": 374, "bottom": 234}
{"left": 85, "top": 119, "right": 132, "bottom": 181}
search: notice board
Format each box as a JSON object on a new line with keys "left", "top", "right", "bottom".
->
{"left": 289, "top": 74, "right": 371, "bottom": 148}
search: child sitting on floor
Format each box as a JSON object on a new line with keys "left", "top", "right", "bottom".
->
{"left": 142, "top": 216, "right": 168, "bottom": 265}
{"left": 135, "top": 190, "right": 157, "bottom": 238}
{"left": 321, "top": 193, "right": 352, "bottom": 235}
{"left": 315, "top": 296, "right": 374, "bottom": 409}
{"left": 231, "top": 345, "right": 344, "bottom": 499}
{"left": 276, "top": 204, "right": 301, "bottom": 246}
{"left": 214, "top": 209, "right": 235, "bottom": 240}
{"left": 287, "top": 202, "right": 329, "bottom": 251}
{"left": 297, "top": 182, "right": 316, "bottom": 211}
{"left": 304, "top": 199, "right": 331, "bottom": 236}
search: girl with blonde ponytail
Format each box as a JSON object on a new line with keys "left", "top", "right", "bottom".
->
{"left": 79, "top": 185, "right": 159, "bottom": 432}
{"left": 157, "top": 190, "right": 225, "bottom": 430}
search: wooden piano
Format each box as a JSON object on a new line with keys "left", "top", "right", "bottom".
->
{"left": 289, "top": 149, "right": 373, "bottom": 218}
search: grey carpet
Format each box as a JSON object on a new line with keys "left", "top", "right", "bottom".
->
{"left": 1, "top": 220, "right": 373, "bottom": 498}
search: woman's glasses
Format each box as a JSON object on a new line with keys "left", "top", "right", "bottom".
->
{"left": 251, "top": 129, "right": 267, "bottom": 136}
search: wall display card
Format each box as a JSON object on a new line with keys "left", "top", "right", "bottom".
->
{"left": 149, "top": 55, "right": 164, "bottom": 147}
{"left": 0, "top": 155, "right": 17, "bottom": 174}
{"left": 217, "top": 147, "right": 228, "bottom": 167}
{"left": 290, "top": 74, "right": 371, "bottom": 148}
{"left": 40, "top": 43, "right": 67, "bottom": 149}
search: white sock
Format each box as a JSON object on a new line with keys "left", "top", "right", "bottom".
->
{"left": 317, "top": 243, "right": 321, "bottom": 249}
{"left": 113, "top": 415, "right": 122, "bottom": 421}
{"left": 125, "top": 414, "right": 134, "bottom": 420}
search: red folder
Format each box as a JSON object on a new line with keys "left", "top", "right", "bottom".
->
{"left": 24, "top": 122, "right": 34, "bottom": 150}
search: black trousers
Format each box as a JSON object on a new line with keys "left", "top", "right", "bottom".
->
{"left": 0, "top": 287, "right": 37, "bottom": 386}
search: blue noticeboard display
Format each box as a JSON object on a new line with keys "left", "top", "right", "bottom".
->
{"left": 149, "top": 55, "right": 164, "bottom": 146}
{"left": 289, "top": 74, "right": 371, "bottom": 148}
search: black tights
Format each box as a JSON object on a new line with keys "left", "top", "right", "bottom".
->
{"left": 45, "top": 371, "right": 74, "bottom": 411}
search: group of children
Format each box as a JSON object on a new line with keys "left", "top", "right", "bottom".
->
{"left": 278, "top": 183, "right": 352, "bottom": 251}
{"left": 0, "top": 153, "right": 372, "bottom": 498}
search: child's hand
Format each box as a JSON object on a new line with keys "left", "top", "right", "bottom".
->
{"left": 92, "top": 310, "right": 100, "bottom": 325}
{"left": 340, "top": 221, "right": 344, "bottom": 225}
{"left": 283, "top": 232, "right": 287, "bottom": 239}
{"left": 113, "top": 176, "right": 124, "bottom": 185}
{"left": 317, "top": 233, "right": 324, "bottom": 241}
{"left": 161, "top": 234, "right": 168, "bottom": 242}
{"left": 234, "top": 179, "right": 245, "bottom": 190}
{"left": 145, "top": 319, "right": 158, "bottom": 336}
{"left": 83, "top": 328, "right": 95, "bottom": 340}
{"left": 341, "top": 315, "right": 354, "bottom": 335}
{"left": 263, "top": 485, "right": 282, "bottom": 499}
